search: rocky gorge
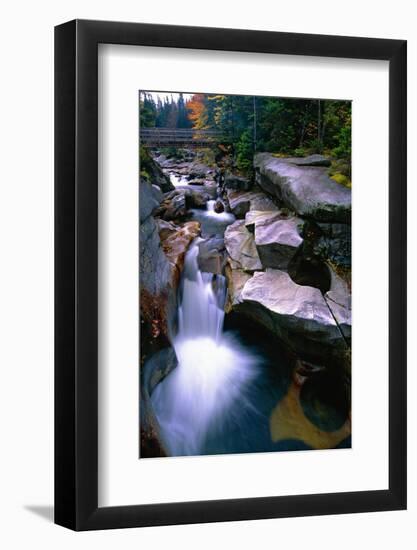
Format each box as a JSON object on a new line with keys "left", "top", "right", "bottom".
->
{"left": 140, "top": 148, "right": 352, "bottom": 457}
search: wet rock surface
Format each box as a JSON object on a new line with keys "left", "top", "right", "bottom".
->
{"left": 254, "top": 153, "right": 351, "bottom": 223}
{"left": 141, "top": 152, "right": 174, "bottom": 193}
{"left": 270, "top": 362, "right": 351, "bottom": 449}
{"left": 226, "top": 186, "right": 279, "bottom": 218}
{"left": 224, "top": 220, "right": 262, "bottom": 271}
{"left": 140, "top": 179, "right": 161, "bottom": 222}
{"left": 144, "top": 150, "right": 351, "bottom": 369}
{"left": 140, "top": 347, "right": 178, "bottom": 458}
{"left": 155, "top": 191, "right": 188, "bottom": 221}
{"left": 225, "top": 267, "right": 252, "bottom": 309}
{"left": 160, "top": 221, "right": 201, "bottom": 286}
{"left": 157, "top": 151, "right": 216, "bottom": 187}
{"left": 214, "top": 199, "right": 225, "bottom": 213}
{"left": 157, "top": 219, "right": 178, "bottom": 240}
{"left": 139, "top": 176, "right": 175, "bottom": 348}
{"left": 197, "top": 237, "right": 226, "bottom": 274}
{"left": 139, "top": 215, "right": 172, "bottom": 298}
{"left": 139, "top": 163, "right": 203, "bottom": 344}
{"left": 245, "top": 210, "right": 304, "bottom": 270}
{"left": 186, "top": 190, "right": 210, "bottom": 209}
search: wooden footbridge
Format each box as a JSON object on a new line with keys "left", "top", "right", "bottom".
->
{"left": 140, "top": 127, "right": 227, "bottom": 148}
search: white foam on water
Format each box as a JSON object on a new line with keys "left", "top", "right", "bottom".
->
{"left": 151, "top": 241, "right": 259, "bottom": 456}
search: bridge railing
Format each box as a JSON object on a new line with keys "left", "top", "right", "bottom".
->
{"left": 140, "top": 127, "right": 227, "bottom": 146}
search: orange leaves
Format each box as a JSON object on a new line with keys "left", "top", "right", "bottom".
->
{"left": 186, "top": 94, "right": 208, "bottom": 129}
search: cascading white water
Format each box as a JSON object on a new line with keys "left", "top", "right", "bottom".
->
{"left": 169, "top": 172, "right": 189, "bottom": 187}
{"left": 151, "top": 240, "right": 259, "bottom": 456}
{"left": 205, "top": 199, "right": 235, "bottom": 221}
{"left": 176, "top": 242, "right": 226, "bottom": 342}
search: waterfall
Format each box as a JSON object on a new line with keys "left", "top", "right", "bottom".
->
{"left": 205, "top": 199, "right": 235, "bottom": 221}
{"left": 206, "top": 199, "right": 216, "bottom": 215}
{"left": 176, "top": 240, "right": 226, "bottom": 343}
{"left": 151, "top": 240, "right": 259, "bottom": 457}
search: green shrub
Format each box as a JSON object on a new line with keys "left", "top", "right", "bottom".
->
{"left": 139, "top": 145, "right": 152, "bottom": 173}
{"left": 309, "top": 138, "right": 324, "bottom": 154}
{"left": 140, "top": 169, "right": 150, "bottom": 181}
{"left": 330, "top": 172, "right": 351, "bottom": 188}
{"left": 328, "top": 159, "right": 351, "bottom": 179}
{"left": 294, "top": 147, "right": 308, "bottom": 157}
{"left": 332, "top": 125, "right": 351, "bottom": 159}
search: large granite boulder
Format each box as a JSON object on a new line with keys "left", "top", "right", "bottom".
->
{"left": 156, "top": 189, "right": 211, "bottom": 220}
{"left": 151, "top": 184, "right": 164, "bottom": 203}
{"left": 140, "top": 177, "right": 199, "bottom": 337}
{"left": 235, "top": 269, "right": 347, "bottom": 362}
{"left": 214, "top": 199, "right": 225, "bottom": 213}
{"left": 324, "top": 267, "right": 351, "bottom": 342}
{"left": 254, "top": 153, "right": 351, "bottom": 223}
{"left": 224, "top": 220, "right": 262, "bottom": 272}
{"left": 166, "top": 193, "right": 187, "bottom": 220}
{"left": 154, "top": 191, "right": 188, "bottom": 222}
{"left": 245, "top": 210, "right": 303, "bottom": 270}
{"left": 140, "top": 215, "right": 172, "bottom": 298}
{"left": 185, "top": 189, "right": 210, "bottom": 209}
{"left": 226, "top": 186, "right": 279, "bottom": 218}
{"left": 140, "top": 179, "right": 160, "bottom": 222}
{"left": 187, "top": 162, "right": 213, "bottom": 180}
{"left": 157, "top": 219, "right": 178, "bottom": 240}
{"left": 140, "top": 346, "right": 178, "bottom": 458}
{"left": 142, "top": 346, "right": 178, "bottom": 397}
{"left": 244, "top": 209, "right": 281, "bottom": 229}
{"left": 139, "top": 214, "right": 174, "bottom": 341}
{"left": 141, "top": 150, "right": 174, "bottom": 192}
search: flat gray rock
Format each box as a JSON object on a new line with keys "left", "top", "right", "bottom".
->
{"left": 227, "top": 186, "right": 278, "bottom": 218}
{"left": 254, "top": 153, "right": 351, "bottom": 223}
{"left": 236, "top": 268, "right": 346, "bottom": 361}
{"left": 245, "top": 210, "right": 303, "bottom": 270}
{"left": 224, "top": 220, "right": 262, "bottom": 272}
{"left": 245, "top": 209, "right": 282, "bottom": 229}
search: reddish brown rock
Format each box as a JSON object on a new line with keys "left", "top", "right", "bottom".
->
{"left": 161, "top": 221, "right": 201, "bottom": 286}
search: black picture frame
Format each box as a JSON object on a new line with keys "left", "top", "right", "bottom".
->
{"left": 55, "top": 19, "right": 407, "bottom": 531}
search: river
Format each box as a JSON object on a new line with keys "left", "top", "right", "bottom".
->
{"left": 144, "top": 163, "right": 351, "bottom": 458}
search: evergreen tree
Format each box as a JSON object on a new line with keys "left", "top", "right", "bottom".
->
{"left": 139, "top": 92, "right": 157, "bottom": 128}
{"left": 139, "top": 90, "right": 352, "bottom": 174}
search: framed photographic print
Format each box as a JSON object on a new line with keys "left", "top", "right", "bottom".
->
{"left": 55, "top": 19, "right": 407, "bottom": 530}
